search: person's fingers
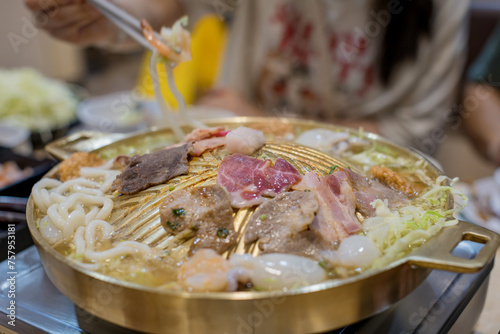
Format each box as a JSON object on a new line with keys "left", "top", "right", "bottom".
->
{"left": 50, "top": 16, "right": 113, "bottom": 45}
{"left": 25, "top": 0, "right": 79, "bottom": 12}
{"left": 39, "top": 3, "right": 100, "bottom": 31}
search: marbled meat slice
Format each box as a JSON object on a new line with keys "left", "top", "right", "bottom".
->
{"left": 159, "top": 184, "right": 235, "bottom": 254}
{"left": 216, "top": 153, "right": 302, "bottom": 208}
{"left": 245, "top": 191, "right": 330, "bottom": 258}
{"left": 294, "top": 172, "right": 362, "bottom": 244}
{"left": 111, "top": 143, "right": 191, "bottom": 195}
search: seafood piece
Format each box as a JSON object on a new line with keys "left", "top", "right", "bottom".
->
{"left": 321, "top": 235, "right": 381, "bottom": 268}
{"left": 245, "top": 192, "right": 329, "bottom": 258}
{"left": 296, "top": 129, "right": 349, "bottom": 152}
{"left": 141, "top": 16, "right": 191, "bottom": 65}
{"left": 229, "top": 253, "right": 327, "bottom": 291}
{"left": 56, "top": 152, "right": 104, "bottom": 182}
{"left": 178, "top": 249, "right": 236, "bottom": 292}
{"left": 111, "top": 143, "right": 192, "bottom": 195}
{"left": 226, "top": 126, "right": 266, "bottom": 155}
{"left": 160, "top": 184, "right": 236, "bottom": 254}
{"left": 216, "top": 154, "right": 302, "bottom": 208}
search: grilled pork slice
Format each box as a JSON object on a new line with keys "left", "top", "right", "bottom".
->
{"left": 216, "top": 153, "right": 302, "bottom": 208}
{"left": 293, "top": 172, "right": 362, "bottom": 244}
{"left": 182, "top": 127, "right": 228, "bottom": 157}
{"left": 111, "top": 143, "right": 192, "bottom": 195}
{"left": 160, "top": 184, "right": 236, "bottom": 254}
{"left": 337, "top": 167, "right": 409, "bottom": 217}
{"left": 244, "top": 191, "right": 330, "bottom": 259}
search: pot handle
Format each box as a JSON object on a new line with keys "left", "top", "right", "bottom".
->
{"left": 406, "top": 220, "right": 500, "bottom": 273}
{"left": 45, "top": 131, "right": 126, "bottom": 160}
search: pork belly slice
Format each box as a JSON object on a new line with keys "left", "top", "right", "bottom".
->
{"left": 245, "top": 191, "right": 330, "bottom": 258}
{"left": 183, "top": 126, "right": 227, "bottom": 142}
{"left": 338, "top": 167, "right": 409, "bottom": 217}
{"left": 160, "top": 184, "right": 236, "bottom": 254}
{"left": 181, "top": 127, "right": 229, "bottom": 157}
{"left": 216, "top": 154, "right": 302, "bottom": 208}
{"left": 111, "top": 143, "right": 191, "bottom": 195}
{"left": 191, "top": 137, "right": 227, "bottom": 156}
{"left": 295, "top": 172, "right": 361, "bottom": 243}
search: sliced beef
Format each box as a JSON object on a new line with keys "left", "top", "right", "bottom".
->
{"left": 111, "top": 143, "right": 191, "bottom": 195}
{"left": 244, "top": 191, "right": 329, "bottom": 258}
{"left": 216, "top": 154, "right": 302, "bottom": 208}
{"left": 159, "top": 184, "right": 235, "bottom": 254}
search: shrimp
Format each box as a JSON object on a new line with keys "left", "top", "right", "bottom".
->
{"left": 178, "top": 249, "right": 236, "bottom": 292}
{"left": 141, "top": 16, "right": 191, "bottom": 65}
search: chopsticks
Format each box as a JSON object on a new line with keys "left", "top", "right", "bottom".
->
{"left": 86, "top": 0, "right": 156, "bottom": 51}
{"left": 0, "top": 196, "right": 28, "bottom": 224}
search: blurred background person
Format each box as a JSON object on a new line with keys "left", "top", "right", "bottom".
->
{"left": 24, "top": 0, "right": 468, "bottom": 152}
{"left": 463, "top": 22, "right": 500, "bottom": 166}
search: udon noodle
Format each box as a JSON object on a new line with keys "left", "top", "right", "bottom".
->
{"left": 32, "top": 162, "right": 157, "bottom": 272}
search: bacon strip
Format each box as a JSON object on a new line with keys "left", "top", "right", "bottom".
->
{"left": 294, "top": 172, "right": 362, "bottom": 243}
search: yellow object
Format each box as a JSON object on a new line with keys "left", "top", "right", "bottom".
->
{"left": 135, "top": 15, "right": 227, "bottom": 108}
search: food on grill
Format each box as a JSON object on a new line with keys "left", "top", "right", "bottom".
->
{"left": 31, "top": 123, "right": 464, "bottom": 292}
{"left": 216, "top": 153, "right": 302, "bottom": 208}
{"left": 111, "top": 143, "right": 191, "bottom": 195}
{"left": 160, "top": 184, "right": 235, "bottom": 254}
{"left": 226, "top": 126, "right": 266, "bottom": 155}
{"left": 56, "top": 152, "right": 104, "bottom": 182}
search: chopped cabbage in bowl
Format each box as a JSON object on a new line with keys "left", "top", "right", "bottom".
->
{"left": 0, "top": 68, "right": 77, "bottom": 131}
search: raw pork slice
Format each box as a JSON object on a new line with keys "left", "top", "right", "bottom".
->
{"left": 216, "top": 154, "right": 302, "bottom": 208}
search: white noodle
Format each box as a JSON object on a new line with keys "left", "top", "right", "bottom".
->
{"left": 164, "top": 62, "right": 205, "bottom": 129}
{"left": 149, "top": 51, "right": 185, "bottom": 141}
{"left": 32, "top": 160, "right": 155, "bottom": 271}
